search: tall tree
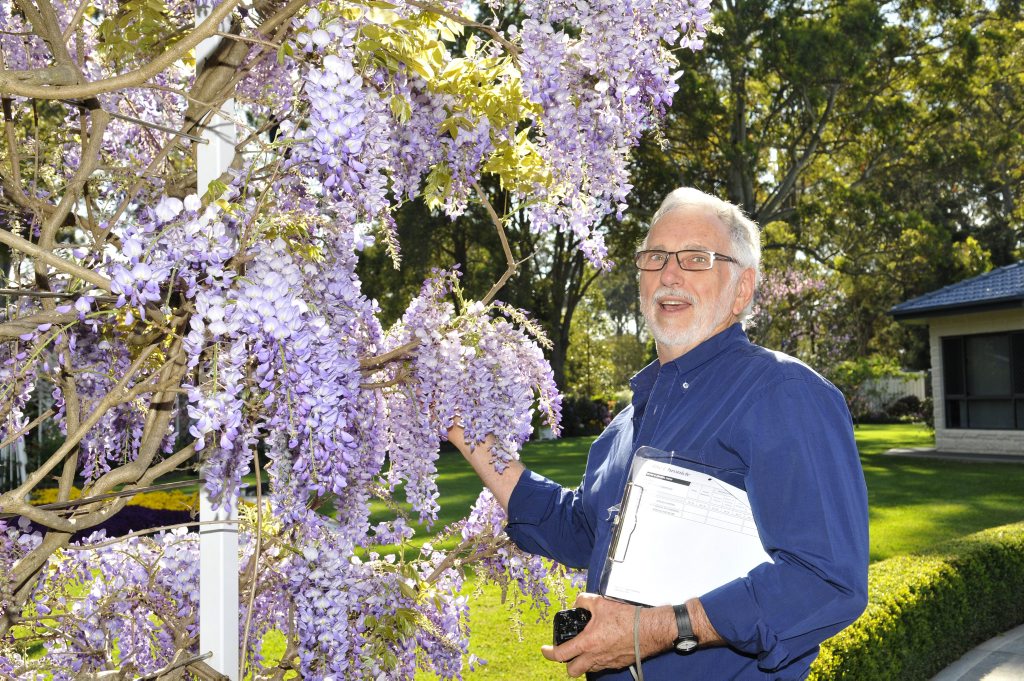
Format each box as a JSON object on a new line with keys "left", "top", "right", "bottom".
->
{"left": 642, "top": 0, "right": 1021, "bottom": 367}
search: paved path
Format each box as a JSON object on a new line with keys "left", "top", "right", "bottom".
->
{"left": 930, "top": 623, "right": 1024, "bottom": 681}
{"left": 884, "top": 447, "right": 1024, "bottom": 464}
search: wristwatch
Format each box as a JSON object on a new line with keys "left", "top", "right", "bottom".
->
{"left": 672, "top": 603, "right": 699, "bottom": 654}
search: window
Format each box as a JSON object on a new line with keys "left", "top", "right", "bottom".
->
{"left": 942, "top": 331, "right": 1024, "bottom": 430}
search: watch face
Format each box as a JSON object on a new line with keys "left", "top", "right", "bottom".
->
{"left": 674, "top": 636, "right": 699, "bottom": 653}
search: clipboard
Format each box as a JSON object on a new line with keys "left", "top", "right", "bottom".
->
{"left": 598, "top": 446, "right": 772, "bottom": 606}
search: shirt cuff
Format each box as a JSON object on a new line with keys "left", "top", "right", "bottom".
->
{"left": 507, "top": 468, "right": 558, "bottom": 525}
{"left": 700, "top": 578, "right": 789, "bottom": 671}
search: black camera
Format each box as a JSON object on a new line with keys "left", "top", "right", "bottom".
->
{"left": 553, "top": 607, "right": 592, "bottom": 645}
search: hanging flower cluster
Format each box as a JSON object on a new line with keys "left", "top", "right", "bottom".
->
{"left": 0, "top": 0, "right": 712, "bottom": 676}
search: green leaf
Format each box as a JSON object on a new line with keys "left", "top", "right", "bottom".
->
{"left": 389, "top": 94, "right": 412, "bottom": 123}
{"left": 404, "top": 54, "right": 435, "bottom": 80}
{"left": 439, "top": 24, "right": 457, "bottom": 43}
{"left": 398, "top": 580, "right": 417, "bottom": 600}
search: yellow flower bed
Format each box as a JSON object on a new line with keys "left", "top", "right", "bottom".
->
{"left": 31, "top": 487, "right": 198, "bottom": 511}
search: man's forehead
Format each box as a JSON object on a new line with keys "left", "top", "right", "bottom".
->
{"left": 646, "top": 206, "right": 728, "bottom": 247}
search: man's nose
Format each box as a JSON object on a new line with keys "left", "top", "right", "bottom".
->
{"left": 659, "top": 257, "right": 687, "bottom": 286}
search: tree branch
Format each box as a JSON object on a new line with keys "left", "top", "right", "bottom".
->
{"left": 359, "top": 183, "right": 519, "bottom": 371}
{"left": 38, "top": 106, "right": 109, "bottom": 252}
{"left": 137, "top": 651, "right": 214, "bottom": 681}
{"left": 759, "top": 83, "right": 840, "bottom": 222}
{"left": 0, "top": 309, "right": 78, "bottom": 339}
{"left": 474, "top": 180, "right": 517, "bottom": 305}
{"left": 62, "top": 521, "right": 230, "bottom": 551}
{"left": 12, "top": 0, "right": 77, "bottom": 69}
{"left": 60, "top": 0, "right": 90, "bottom": 44}
{"left": 0, "top": 343, "right": 160, "bottom": 513}
{"left": 0, "top": 408, "right": 54, "bottom": 451}
{"left": 2, "top": 97, "right": 53, "bottom": 215}
{"left": 359, "top": 340, "right": 418, "bottom": 370}
{"left": 0, "top": 0, "right": 243, "bottom": 99}
{"left": 0, "top": 228, "right": 112, "bottom": 291}
{"left": 240, "top": 444, "right": 263, "bottom": 677}
{"left": 0, "top": 478, "right": 197, "bottom": 521}
{"left": 404, "top": 0, "right": 520, "bottom": 57}
{"left": 105, "top": 0, "right": 292, "bottom": 234}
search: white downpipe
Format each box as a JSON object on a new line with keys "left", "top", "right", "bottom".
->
{"left": 196, "top": 4, "right": 239, "bottom": 677}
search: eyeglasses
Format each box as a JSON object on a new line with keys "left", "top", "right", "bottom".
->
{"left": 634, "top": 249, "right": 739, "bottom": 272}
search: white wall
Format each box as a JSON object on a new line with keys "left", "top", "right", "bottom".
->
{"left": 928, "top": 308, "right": 1024, "bottom": 456}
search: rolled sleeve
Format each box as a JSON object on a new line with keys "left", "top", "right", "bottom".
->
{"left": 505, "top": 469, "right": 595, "bottom": 569}
{"left": 701, "top": 378, "right": 869, "bottom": 671}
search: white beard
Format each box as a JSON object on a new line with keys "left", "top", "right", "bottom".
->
{"left": 641, "top": 287, "right": 735, "bottom": 354}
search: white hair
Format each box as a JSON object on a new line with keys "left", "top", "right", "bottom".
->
{"left": 645, "top": 187, "right": 762, "bottom": 320}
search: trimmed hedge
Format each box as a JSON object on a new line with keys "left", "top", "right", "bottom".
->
{"left": 810, "top": 521, "right": 1024, "bottom": 680}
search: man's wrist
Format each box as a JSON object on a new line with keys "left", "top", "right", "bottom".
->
{"left": 642, "top": 605, "right": 681, "bottom": 657}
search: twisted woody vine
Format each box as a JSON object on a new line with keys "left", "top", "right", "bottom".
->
{"left": 0, "top": 0, "right": 713, "bottom": 676}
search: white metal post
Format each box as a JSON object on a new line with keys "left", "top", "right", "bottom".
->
{"left": 196, "top": 5, "right": 239, "bottom": 678}
{"left": 199, "top": 486, "right": 239, "bottom": 679}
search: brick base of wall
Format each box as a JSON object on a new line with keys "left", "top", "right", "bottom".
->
{"left": 936, "top": 428, "right": 1024, "bottom": 457}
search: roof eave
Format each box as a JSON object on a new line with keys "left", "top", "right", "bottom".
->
{"left": 890, "top": 297, "right": 1024, "bottom": 321}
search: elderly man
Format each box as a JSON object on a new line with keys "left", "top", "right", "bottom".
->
{"left": 449, "top": 187, "right": 868, "bottom": 680}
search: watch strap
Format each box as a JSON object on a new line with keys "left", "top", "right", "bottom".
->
{"left": 672, "top": 603, "right": 699, "bottom": 654}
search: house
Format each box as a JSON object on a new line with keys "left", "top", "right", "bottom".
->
{"left": 890, "top": 262, "right": 1024, "bottom": 457}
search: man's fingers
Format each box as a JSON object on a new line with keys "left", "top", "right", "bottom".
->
{"left": 541, "top": 641, "right": 578, "bottom": 664}
{"left": 565, "top": 657, "right": 591, "bottom": 679}
{"left": 542, "top": 645, "right": 591, "bottom": 679}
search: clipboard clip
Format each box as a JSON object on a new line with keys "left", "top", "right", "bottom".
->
{"left": 607, "top": 482, "right": 643, "bottom": 564}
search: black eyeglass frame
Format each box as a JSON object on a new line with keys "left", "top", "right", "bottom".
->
{"left": 634, "top": 248, "right": 739, "bottom": 272}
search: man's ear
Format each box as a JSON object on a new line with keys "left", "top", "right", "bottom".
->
{"left": 731, "top": 267, "right": 756, "bottom": 316}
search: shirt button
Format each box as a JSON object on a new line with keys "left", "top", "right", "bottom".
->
{"left": 682, "top": 382, "right": 690, "bottom": 389}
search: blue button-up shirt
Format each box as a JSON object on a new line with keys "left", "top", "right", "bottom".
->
{"left": 506, "top": 324, "right": 868, "bottom": 680}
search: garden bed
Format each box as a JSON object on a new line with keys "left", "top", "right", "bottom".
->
{"left": 26, "top": 487, "right": 196, "bottom": 542}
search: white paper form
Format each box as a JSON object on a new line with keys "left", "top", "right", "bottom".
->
{"left": 602, "top": 457, "right": 773, "bottom": 607}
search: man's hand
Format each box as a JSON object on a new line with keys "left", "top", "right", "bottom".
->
{"left": 446, "top": 419, "right": 471, "bottom": 456}
{"left": 541, "top": 594, "right": 675, "bottom": 678}
{"left": 446, "top": 419, "right": 523, "bottom": 512}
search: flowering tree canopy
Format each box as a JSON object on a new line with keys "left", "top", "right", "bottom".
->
{"left": 0, "top": 0, "right": 712, "bottom": 676}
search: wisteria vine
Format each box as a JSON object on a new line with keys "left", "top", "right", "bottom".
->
{"left": 0, "top": 0, "right": 712, "bottom": 677}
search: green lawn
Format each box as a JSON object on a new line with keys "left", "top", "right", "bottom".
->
{"left": 423, "top": 422, "right": 1024, "bottom": 680}
{"left": 857, "top": 424, "right": 1024, "bottom": 561}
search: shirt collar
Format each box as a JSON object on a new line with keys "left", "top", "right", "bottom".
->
{"left": 629, "top": 358, "right": 661, "bottom": 415}
{"left": 665, "top": 322, "right": 750, "bottom": 374}
{"left": 629, "top": 323, "right": 750, "bottom": 406}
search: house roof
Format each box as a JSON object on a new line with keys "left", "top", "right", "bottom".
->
{"left": 890, "top": 261, "right": 1024, "bottom": 320}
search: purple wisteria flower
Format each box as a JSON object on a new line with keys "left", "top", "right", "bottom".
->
{"left": 1, "top": 0, "right": 709, "bottom": 674}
